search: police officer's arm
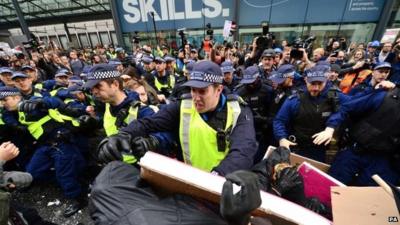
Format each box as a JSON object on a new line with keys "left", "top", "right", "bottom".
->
{"left": 313, "top": 93, "right": 351, "bottom": 145}
{"left": 212, "top": 106, "right": 258, "bottom": 176}
{"left": 273, "top": 97, "right": 299, "bottom": 149}
{"left": 120, "top": 102, "right": 180, "bottom": 137}
{"left": 326, "top": 89, "right": 385, "bottom": 127}
{"left": 137, "top": 104, "right": 176, "bottom": 154}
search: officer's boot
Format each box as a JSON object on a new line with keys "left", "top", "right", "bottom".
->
{"left": 63, "top": 194, "right": 87, "bottom": 218}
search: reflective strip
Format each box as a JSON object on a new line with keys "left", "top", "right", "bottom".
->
{"left": 18, "top": 111, "right": 52, "bottom": 140}
{"left": 104, "top": 103, "right": 138, "bottom": 136}
{"left": 48, "top": 109, "right": 80, "bottom": 127}
{"left": 229, "top": 101, "right": 241, "bottom": 133}
{"left": 149, "top": 105, "right": 159, "bottom": 113}
{"left": 180, "top": 99, "right": 193, "bottom": 165}
{"left": 154, "top": 74, "right": 175, "bottom": 91}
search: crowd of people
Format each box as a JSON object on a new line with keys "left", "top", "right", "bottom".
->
{"left": 0, "top": 34, "right": 399, "bottom": 224}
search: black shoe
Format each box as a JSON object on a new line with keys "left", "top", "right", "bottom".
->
{"left": 63, "top": 198, "right": 86, "bottom": 218}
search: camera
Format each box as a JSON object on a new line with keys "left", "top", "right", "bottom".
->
{"left": 290, "top": 36, "right": 316, "bottom": 60}
{"left": 206, "top": 23, "right": 214, "bottom": 40}
{"left": 177, "top": 28, "right": 187, "bottom": 48}
{"left": 256, "top": 21, "right": 274, "bottom": 51}
{"left": 132, "top": 31, "right": 140, "bottom": 44}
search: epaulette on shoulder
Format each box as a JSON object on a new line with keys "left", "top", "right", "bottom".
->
{"left": 288, "top": 91, "right": 300, "bottom": 100}
{"left": 180, "top": 93, "right": 192, "bottom": 100}
{"left": 227, "top": 94, "right": 247, "bottom": 105}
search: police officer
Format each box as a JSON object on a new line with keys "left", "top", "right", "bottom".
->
{"left": 146, "top": 56, "right": 176, "bottom": 98}
{"left": 11, "top": 72, "right": 46, "bottom": 99}
{"left": 258, "top": 49, "right": 277, "bottom": 81}
{"left": 221, "top": 61, "right": 239, "bottom": 93}
{"left": 235, "top": 66, "right": 274, "bottom": 162}
{"left": 0, "top": 86, "right": 86, "bottom": 217}
{"left": 91, "top": 60, "right": 258, "bottom": 225}
{"left": 97, "top": 60, "right": 257, "bottom": 174}
{"left": 137, "top": 55, "right": 154, "bottom": 77}
{"left": 83, "top": 64, "right": 172, "bottom": 163}
{"left": 349, "top": 62, "right": 392, "bottom": 96}
{"left": 328, "top": 81, "right": 400, "bottom": 186}
{"left": 0, "top": 67, "right": 14, "bottom": 87}
{"left": 273, "top": 65, "right": 349, "bottom": 162}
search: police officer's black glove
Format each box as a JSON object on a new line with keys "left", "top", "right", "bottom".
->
{"left": 304, "top": 197, "right": 330, "bottom": 217}
{"left": 78, "top": 115, "right": 98, "bottom": 130}
{"left": 18, "top": 99, "right": 46, "bottom": 112}
{"left": 97, "top": 132, "right": 132, "bottom": 164}
{"left": 131, "top": 135, "right": 159, "bottom": 158}
{"left": 220, "top": 170, "right": 262, "bottom": 225}
{"left": 272, "top": 167, "right": 304, "bottom": 198}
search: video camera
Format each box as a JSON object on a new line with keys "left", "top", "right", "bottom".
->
{"left": 290, "top": 36, "right": 316, "bottom": 60}
{"left": 206, "top": 23, "right": 214, "bottom": 40}
{"left": 256, "top": 21, "right": 274, "bottom": 51}
{"left": 177, "top": 28, "right": 187, "bottom": 48}
{"left": 22, "top": 33, "right": 43, "bottom": 53}
{"left": 132, "top": 31, "right": 140, "bottom": 44}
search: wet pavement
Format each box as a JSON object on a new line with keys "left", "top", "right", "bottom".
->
{"left": 13, "top": 182, "right": 94, "bottom": 225}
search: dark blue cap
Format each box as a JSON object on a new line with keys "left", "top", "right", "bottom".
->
{"left": 369, "top": 40, "right": 380, "bottom": 47}
{"left": 305, "top": 65, "right": 329, "bottom": 83}
{"left": 186, "top": 61, "right": 195, "bottom": 73}
{"left": 108, "top": 59, "right": 122, "bottom": 65}
{"left": 0, "top": 86, "right": 20, "bottom": 99}
{"left": 154, "top": 56, "right": 165, "bottom": 63}
{"left": 183, "top": 61, "right": 223, "bottom": 88}
{"left": 240, "top": 66, "right": 260, "bottom": 84}
{"left": 56, "top": 68, "right": 71, "bottom": 75}
{"left": 115, "top": 47, "right": 124, "bottom": 53}
{"left": 83, "top": 64, "right": 121, "bottom": 89}
{"left": 81, "top": 66, "right": 92, "bottom": 77}
{"left": 67, "top": 84, "right": 84, "bottom": 94}
{"left": 142, "top": 55, "right": 154, "bottom": 64}
{"left": 164, "top": 55, "right": 175, "bottom": 62}
{"left": 68, "top": 76, "right": 83, "bottom": 85}
{"left": 374, "top": 62, "right": 391, "bottom": 70}
{"left": 21, "top": 65, "right": 34, "bottom": 71}
{"left": 270, "top": 64, "right": 295, "bottom": 84}
{"left": 11, "top": 72, "right": 28, "bottom": 80}
{"left": 0, "top": 67, "right": 13, "bottom": 74}
{"left": 220, "top": 61, "right": 235, "bottom": 73}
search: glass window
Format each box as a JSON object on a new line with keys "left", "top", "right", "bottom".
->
{"left": 59, "top": 35, "right": 69, "bottom": 49}
{"left": 79, "top": 34, "right": 90, "bottom": 48}
{"left": 99, "top": 32, "right": 110, "bottom": 45}
{"left": 89, "top": 33, "right": 99, "bottom": 46}
{"left": 111, "top": 32, "right": 118, "bottom": 45}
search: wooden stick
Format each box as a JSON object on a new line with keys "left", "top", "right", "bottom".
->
{"left": 372, "top": 174, "right": 394, "bottom": 199}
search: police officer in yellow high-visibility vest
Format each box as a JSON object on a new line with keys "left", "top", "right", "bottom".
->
{"left": 97, "top": 60, "right": 258, "bottom": 176}
{"left": 145, "top": 56, "right": 176, "bottom": 98}
{"left": 83, "top": 64, "right": 174, "bottom": 164}
{"left": 0, "top": 86, "right": 86, "bottom": 217}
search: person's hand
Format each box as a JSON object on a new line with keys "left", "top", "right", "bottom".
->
{"left": 157, "top": 94, "right": 166, "bottom": 102}
{"left": 352, "top": 60, "right": 365, "bottom": 70}
{"left": 0, "top": 142, "right": 19, "bottom": 161}
{"left": 376, "top": 80, "right": 396, "bottom": 90}
{"left": 272, "top": 167, "right": 303, "bottom": 196}
{"left": 86, "top": 106, "right": 96, "bottom": 117}
{"left": 97, "top": 132, "right": 132, "bottom": 164}
{"left": 220, "top": 170, "right": 261, "bottom": 225}
{"left": 131, "top": 136, "right": 159, "bottom": 158}
{"left": 252, "top": 37, "right": 258, "bottom": 50}
{"left": 3, "top": 171, "right": 32, "bottom": 190}
{"left": 78, "top": 115, "right": 98, "bottom": 130}
{"left": 18, "top": 99, "right": 46, "bottom": 112}
{"left": 312, "top": 127, "right": 334, "bottom": 145}
{"left": 279, "top": 138, "right": 297, "bottom": 149}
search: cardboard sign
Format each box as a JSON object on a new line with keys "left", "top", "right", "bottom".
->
{"left": 139, "top": 151, "right": 332, "bottom": 225}
{"left": 298, "top": 162, "right": 345, "bottom": 206}
{"left": 331, "top": 186, "right": 400, "bottom": 225}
